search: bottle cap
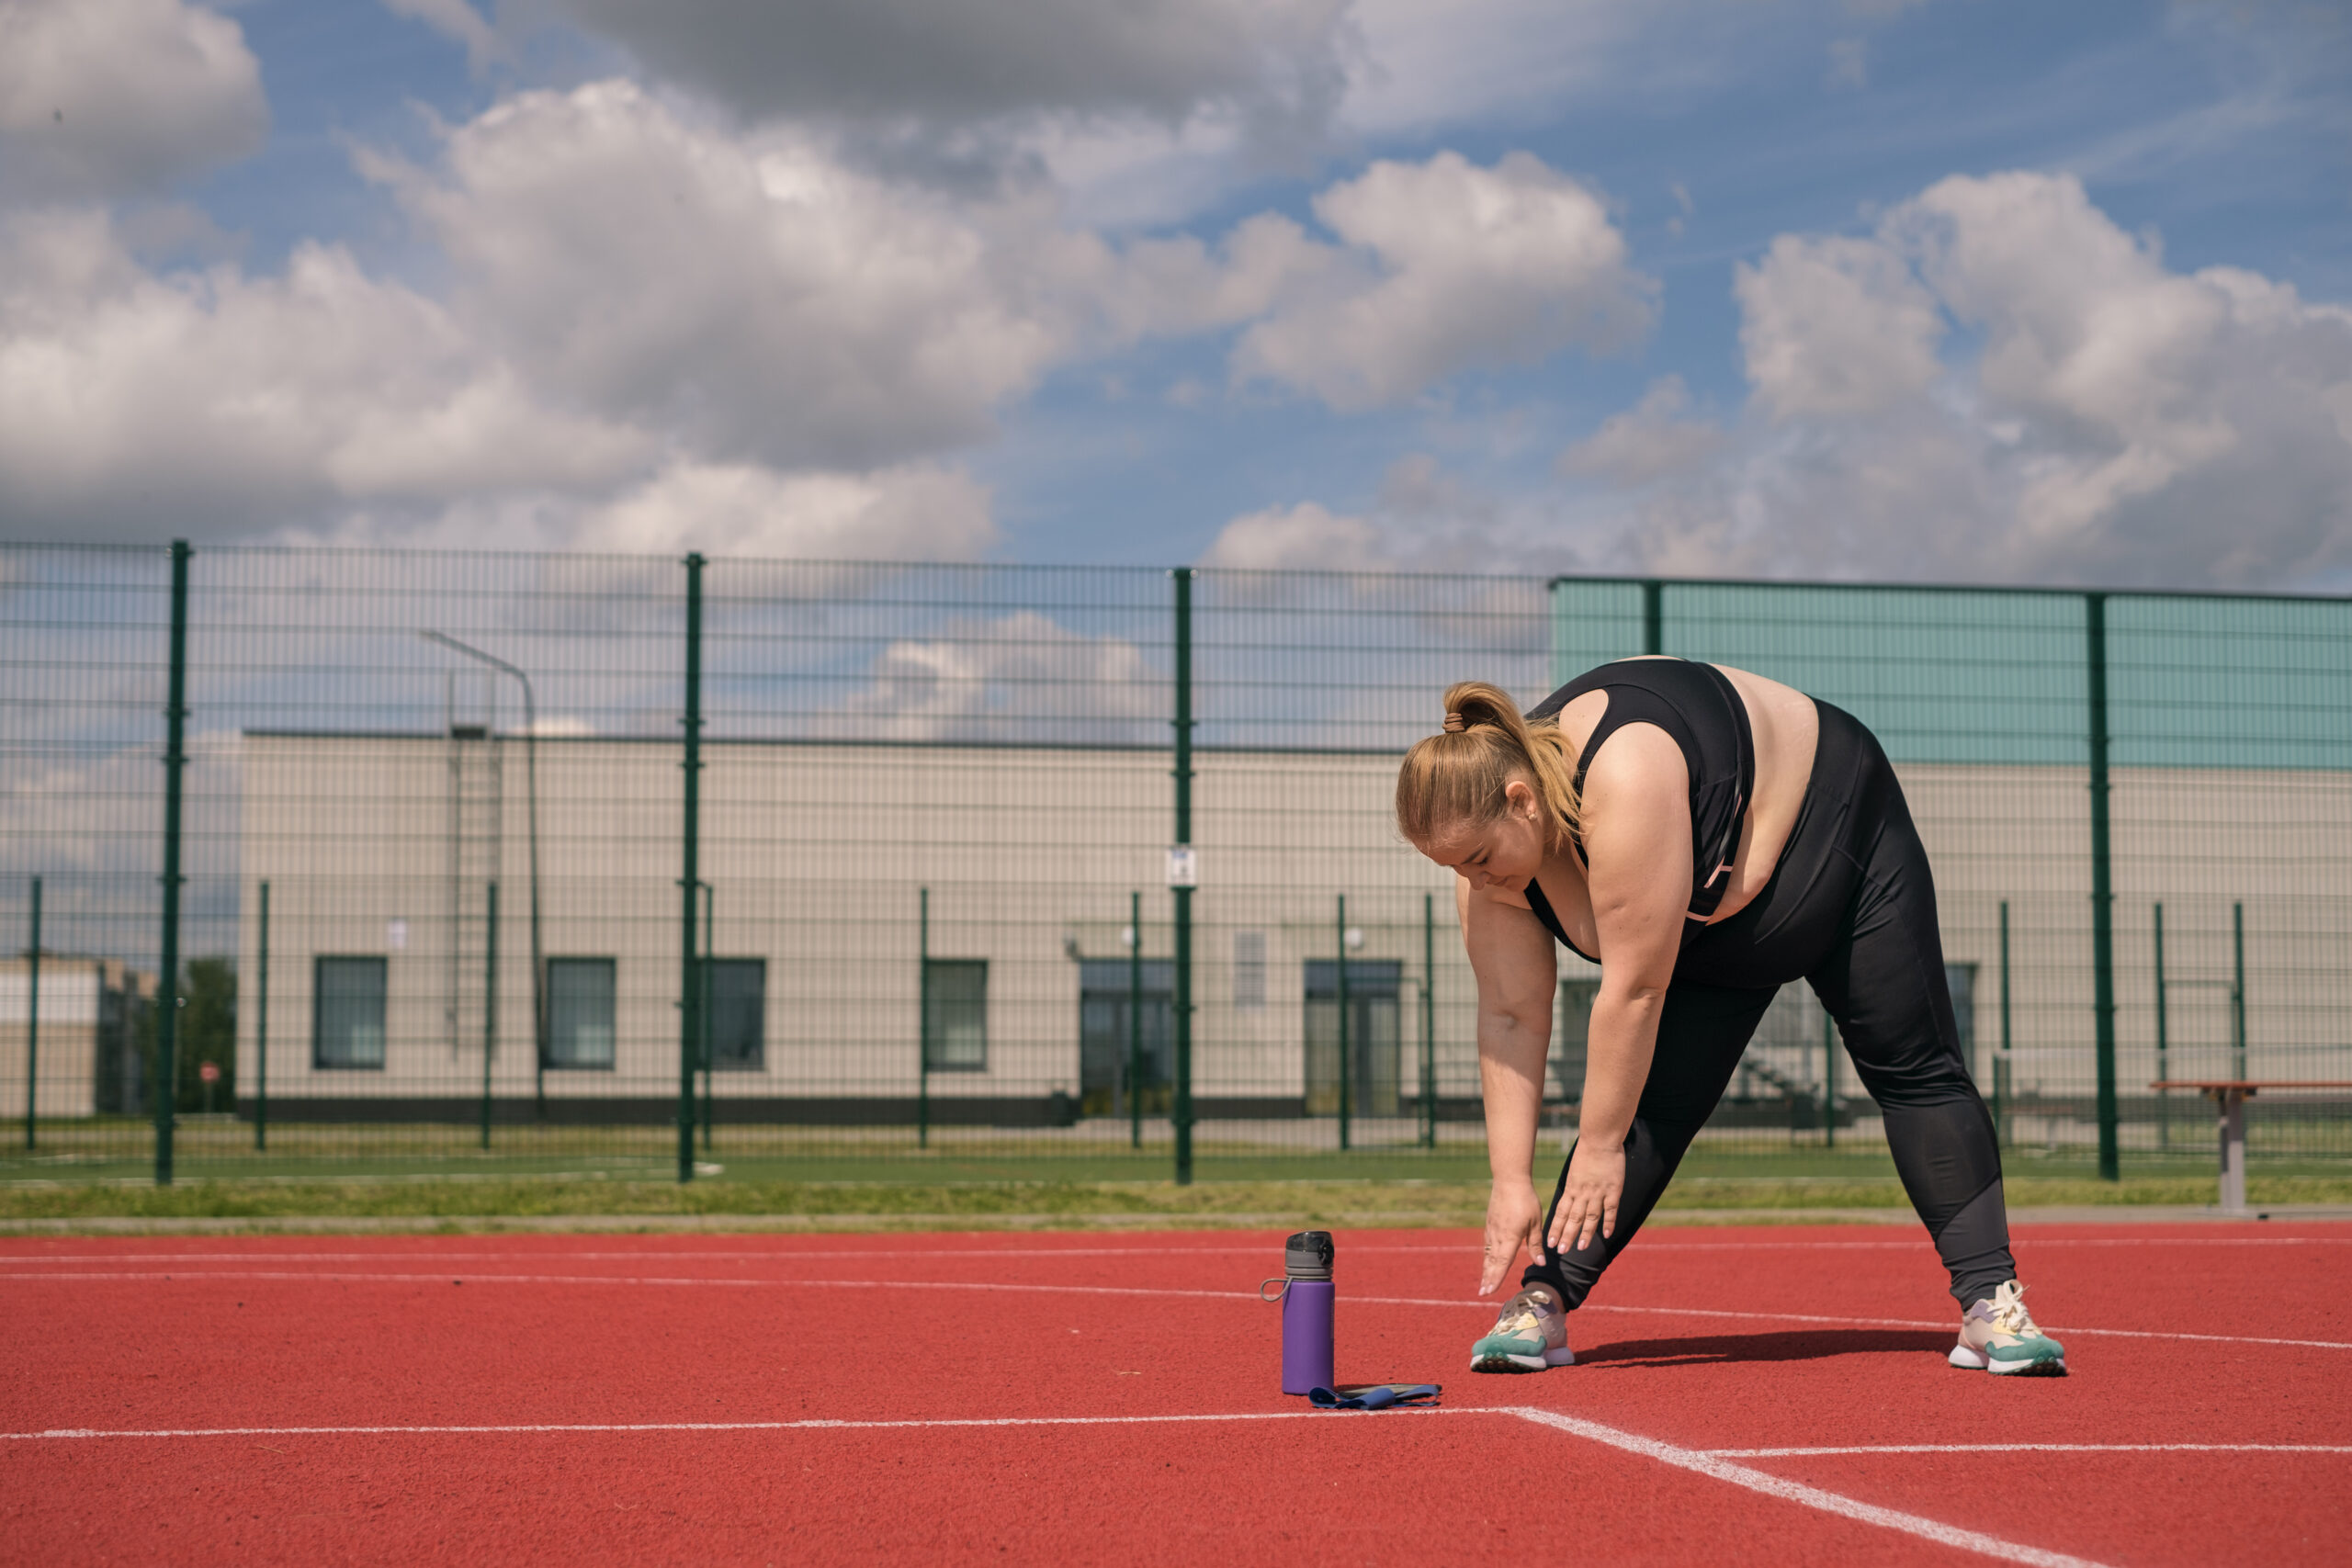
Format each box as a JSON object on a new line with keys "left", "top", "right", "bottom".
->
{"left": 1283, "top": 1230, "right": 1334, "bottom": 1281}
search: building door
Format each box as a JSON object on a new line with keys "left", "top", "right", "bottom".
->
{"left": 1304, "top": 960, "right": 1402, "bottom": 1118}
{"left": 1080, "top": 960, "right": 1171, "bottom": 1117}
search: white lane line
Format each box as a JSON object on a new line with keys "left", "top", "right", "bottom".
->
{"left": 9, "top": 1269, "right": 2349, "bottom": 1353}
{"left": 1712, "top": 1444, "right": 2352, "bottom": 1457}
{"left": 0, "top": 1259, "right": 1288, "bottom": 1269}
{"left": 1510, "top": 1409, "right": 2114, "bottom": 1568}
{"left": 5, "top": 1235, "right": 2346, "bottom": 1267}
{"left": 4, "top": 1410, "right": 1410, "bottom": 1441}
{"left": 0, "top": 1269, "right": 1252, "bottom": 1302}
{"left": 1567, "top": 1300, "right": 2352, "bottom": 1353}
{"left": 4, "top": 1235, "right": 2344, "bottom": 1270}
{"left": 0, "top": 1407, "right": 2202, "bottom": 1562}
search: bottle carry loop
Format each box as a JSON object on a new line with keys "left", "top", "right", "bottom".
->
{"left": 1259, "top": 1278, "right": 1290, "bottom": 1303}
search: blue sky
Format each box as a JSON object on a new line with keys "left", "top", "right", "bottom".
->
{"left": 2, "top": 0, "right": 2347, "bottom": 587}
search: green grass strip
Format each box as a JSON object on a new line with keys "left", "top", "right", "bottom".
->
{"left": 5, "top": 1171, "right": 2349, "bottom": 1229}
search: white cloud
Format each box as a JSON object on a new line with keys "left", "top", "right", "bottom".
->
{"left": 1233, "top": 151, "right": 1653, "bottom": 410}
{"left": 278, "top": 456, "right": 999, "bottom": 566}
{"left": 1735, "top": 231, "right": 1945, "bottom": 419}
{"left": 380, "top": 81, "right": 1068, "bottom": 471}
{"left": 14, "top": 81, "right": 1618, "bottom": 540}
{"left": 381, "top": 0, "right": 505, "bottom": 73}
{"left": 1201, "top": 454, "right": 1593, "bottom": 578}
{"left": 1605, "top": 171, "right": 2352, "bottom": 588}
{"left": 831, "top": 610, "right": 1163, "bottom": 743}
{"left": 1199, "top": 500, "right": 1390, "bottom": 570}
{"left": 553, "top": 0, "right": 1352, "bottom": 137}
{"left": 10, "top": 79, "right": 1580, "bottom": 553}
{"left": 0, "top": 209, "right": 649, "bottom": 539}
{"left": 1067, "top": 209, "right": 1332, "bottom": 341}
{"left": 1557, "top": 376, "right": 1723, "bottom": 486}
{"left": 0, "top": 198, "right": 1001, "bottom": 560}
{"left": 1903, "top": 170, "right": 2352, "bottom": 573}
{"left": 574, "top": 460, "right": 997, "bottom": 560}
{"left": 0, "top": 68, "right": 1677, "bottom": 559}
{"left": 0, "top": 0, "right": 266, "bottom": 198}
{"left": 1336, "top": 0, "right": 1654, "bottom": 139}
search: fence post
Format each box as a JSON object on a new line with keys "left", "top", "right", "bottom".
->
{"left": 1996, "top": 899, "right": 2012, "bottom": 1148}
{"left": 2086, "top": 592, "right": 2119, "bottom": 1181}
{"left": 155, "top": 540, "right": 190, "bottom": 1187}
{"left": 480, "top": 879, "right": 497, "bottom": 1151}
{"left": 23, "top": 876, "right": 39, "bottom": 1150}
{"left": 2231, "top": 900, "right": 2246, "bottom": 1083}
{"left": 1128, "top": 889, "right": 1142, "bottom": 1151}
{"left": 1336, "top": 894, "right": 1351, "bottom": 1153}
{"left": 2152, "top": 900, "right": 2166, "bottom": 1152}
{"left": 1170, "top": 569, "right": 1194, "bottom": 1186}
{"left": 1822, "top": 1007, "right": 1837, "bottom": 1150}
{"left": 677, "top": 552, "right": 704, "bottom": 1185}
{"left": 702, "top": 882, "right": 715, "bottom": 1153}
{"left": 1641, "top": 580, "right": 1663, "bottom": 656}
{"left": 254, "top": 880, "right": 268, "bottom": 1153}
{"left": 917, "top": 886, "right": 930, "bottom": 1150}
{"left": 1420, "top": 891, "right": 1436, "bottom": 1151}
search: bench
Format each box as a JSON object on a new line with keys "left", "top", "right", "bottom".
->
{"left": 2148, "top": 1081, "right": 2352, "bottom": 1214}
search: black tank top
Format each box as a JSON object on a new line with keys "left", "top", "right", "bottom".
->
{"left": 1521, "top": 659, "right": 1756, "bottom": 954}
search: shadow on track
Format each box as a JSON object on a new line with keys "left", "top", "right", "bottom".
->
{"left": 1574, "top": 1328, "right": 1951, "bottom": 1368}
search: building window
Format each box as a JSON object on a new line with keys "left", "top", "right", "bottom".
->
{"left": 1303, "top": 959, "right": 1401, "bottom": 1117}
{"left": 1232, "top": 931, "right": 1266, "bottom": 1011}
{"left": 923, "top": 958, "right": 987, "bottom": 1072}
{"left": 1079, "top": 959, "right": 1172, "bottom": 1117}
{"left": 705, "top": 958, "right": 765, "bottom": 1070}
{"left": 546, "top": 958, "right": 616, "bottom": 1069}
{"left": 312, "top": 956, "right": 387, "bottom": 1070}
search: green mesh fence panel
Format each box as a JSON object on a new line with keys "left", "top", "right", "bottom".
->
{"left": 0, "top": 551, "right": 2346, "bottom": 1184}
{"left": 1548, "top": 577, "right": 2352, "bottom": 1173}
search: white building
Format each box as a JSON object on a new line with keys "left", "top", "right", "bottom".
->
{"left": 0, "top": 956, "right": 156, "bottom": 1118}
{"left": 233, "top": 728, "right": 2352, "bottom": 1142}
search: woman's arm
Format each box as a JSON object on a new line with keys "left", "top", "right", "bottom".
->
{"left": 1460, "top": 873, "right": 1558, "bottom": 1294}
{"left": 1548, "top": 724, "right": 1693, "bottom": 1257}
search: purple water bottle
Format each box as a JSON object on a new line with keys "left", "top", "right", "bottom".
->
{"left": 1261, "top": 1230, "right": 1334, "bottom": 1395}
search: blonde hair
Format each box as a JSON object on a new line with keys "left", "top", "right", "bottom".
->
{"left": 1395, "top": 681, "right": 1580, "bottom": 850}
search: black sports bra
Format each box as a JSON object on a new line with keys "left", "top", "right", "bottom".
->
{"left": 1520, "top": 659, "right": 1756, "bottom": 959}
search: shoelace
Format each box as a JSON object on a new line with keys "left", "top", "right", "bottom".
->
{"left": 1989, "top": 1284, "right": 2043, "bottom": 1338}
{"left": 1494, "top": 1294, "right": 1547, "bottom": 1337}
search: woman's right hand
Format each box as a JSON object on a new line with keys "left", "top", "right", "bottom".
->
{"left": 1479, "top": 1179, "right": 1546, "bottom": 1295}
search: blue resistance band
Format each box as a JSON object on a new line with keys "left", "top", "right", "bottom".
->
{"left": 1307, "top": 1383, "right": 1442, "bottom": 1410}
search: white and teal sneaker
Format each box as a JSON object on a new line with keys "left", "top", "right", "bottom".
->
{"left": 1950, "top": 1281, "right": 2067, "bottom": 1376}
{"left": 1471, "top": 1284, "right": 1575, "bottom": 1372}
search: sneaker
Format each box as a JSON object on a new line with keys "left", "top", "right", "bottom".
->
{"left": 1949, "top": 1280, "right": 2067, "bottom": 1376}
{"left": 1471, "top": 1284, "right": 1575, "bottom": 1372}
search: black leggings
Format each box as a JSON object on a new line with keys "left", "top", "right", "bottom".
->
{"left": 1522, "top": 701, "right": 2015, "bottom": 1312}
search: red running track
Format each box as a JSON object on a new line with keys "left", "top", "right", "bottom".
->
{"left": 2, "top": 1222, "right": 2348, "bottom": 1566}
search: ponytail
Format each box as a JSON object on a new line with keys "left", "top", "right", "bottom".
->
{"left": 1395, "top": 681, "right": 1580, "bottom": 849}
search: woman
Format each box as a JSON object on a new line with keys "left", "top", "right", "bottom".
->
{"left": 1395, "top": 661, "right": 2066, "bottom": 1376}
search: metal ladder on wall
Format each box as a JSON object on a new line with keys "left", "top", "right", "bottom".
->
{"left": 446, "top": 671, "right": 503, "bottom": 1064}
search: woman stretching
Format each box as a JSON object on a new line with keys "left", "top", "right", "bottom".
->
{"left": 1396, "top": 662, "right": 2066, "bottom": 1376}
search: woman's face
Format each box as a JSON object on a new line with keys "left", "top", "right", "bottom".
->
{"left": 1414, "top": 777, "right": 1547, "bottom": 893}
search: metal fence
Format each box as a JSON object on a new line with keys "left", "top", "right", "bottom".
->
{"left": 3, "top": 544, "right": 2348, "bottom": 1186}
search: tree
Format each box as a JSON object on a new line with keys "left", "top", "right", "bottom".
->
{"left": 134, "top": 957, "right": 238, "bottom": 1114}
{"left": 178, "top": 957, "right": 236, "bottom": 1111}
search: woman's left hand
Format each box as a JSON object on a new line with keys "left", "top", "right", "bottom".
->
{"left": 1547, "top": 1139, "right": 1625, "bottom": 1256}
